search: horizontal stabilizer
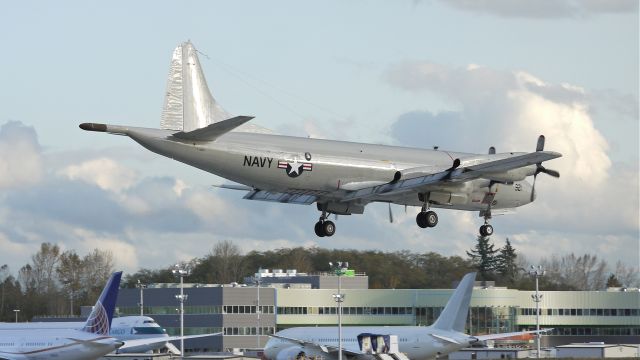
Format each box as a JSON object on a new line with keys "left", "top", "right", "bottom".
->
{"left": 473, "top": 329, "right": 553, "bottom": 342}
{"left": 171, "top": 116, "right": 254, "bottom": 142}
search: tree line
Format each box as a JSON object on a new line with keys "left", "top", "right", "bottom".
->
{"left": 0, "top": 243, "right": 114, "bottom": 322}
{"left": 122, "top": 237, "right": 639, "bottom": 292}
{"left": 1, "top": 238, "right": 637, "bottom": 321}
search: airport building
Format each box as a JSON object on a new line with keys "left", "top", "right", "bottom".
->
{"left": 115, "top": 269, "right": 640, "bottom": 354}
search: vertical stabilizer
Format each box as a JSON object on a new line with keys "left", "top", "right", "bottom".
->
{"left": 160, "top": 41, "right": 230, "bottom": 132}
{"left": 82, "top": 271, "right": 122, "bottom": 335}
{"left": 432, "top": 272, "right": 476, "bottom": 332}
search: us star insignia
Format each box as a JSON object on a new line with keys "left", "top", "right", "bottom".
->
{"left": 278, "top": 159, "right": 313, "bottom": 178}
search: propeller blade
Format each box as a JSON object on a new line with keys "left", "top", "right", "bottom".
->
{"left": 388, "top": 203, "right": 394, "bottom": 223}
{"left": 405, "top": 204, "right": 407, "bottom": 214}
{"left": 542, "top": 168, "right": 560, "bottom": 178}
{"left": 536, "top": 135, "right": 545, "bottom": 152}
{"left": 530, "top": 173, "right": 537, "bottom": 202}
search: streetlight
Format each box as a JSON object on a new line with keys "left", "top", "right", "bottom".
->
{"left": 330, "top": 261, "right": 348, "bottom": 360}
{"left": 255, "top": 269, "right": 262, "bottom": 349}
{"left": 172, "top": 264, "right": 190, "bottom": 358}
{"left": 528, "top": 265, "right": 545, "bottom": 359}
{"left": 13, "top": 309, "right": 19, "bottom": 323}
{"left": 136, "top": 280, "right": 147, "bottom": 316}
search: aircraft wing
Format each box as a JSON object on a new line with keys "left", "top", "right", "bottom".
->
{"left": 270, "top": 334, "right": 364, "bottom": 357}
{"left": 473, "top": 329, "right": 553, "bottom": 342}
{"left": 342, "top": 151, "right": 561, "bottom": 202}
{"left": 243, "top": 190, "right": 319, "bottom": 205}
{"left": 118, "top": 332, "right": 220, "bottom": 351}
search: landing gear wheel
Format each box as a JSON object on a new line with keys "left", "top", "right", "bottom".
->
{"left": 322, "top": 220, "right": 336, "bottom": 237}
{"left": 416, "top": 212, "right": 429, "bottom": 228}
{"left": 425, "top": 210, "right": 438, "bottom": 228}
{"left": 479, "top": 224, "right": 494, "bottom": 236}
{"left": 314, "top": 221, "right": 325, "bottom": 237}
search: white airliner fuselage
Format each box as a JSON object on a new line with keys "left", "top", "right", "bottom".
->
{"left": 0, "top": 316, "right": 168, "bottom": 353}
{"left": 263, "top": 273, "right": 548, "bottom": 360}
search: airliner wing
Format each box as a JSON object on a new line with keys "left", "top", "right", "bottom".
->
{"left": 342, "top": 151, "right": 561, "bottom": 202}
{"left": 270, "top": 334, "right": 364, "bottom": 356}
{"left": 118, "top": 332, "right": 220, "bottom": 351}
{"left": 473, "top": 329, "right": 553, "bottom": 342}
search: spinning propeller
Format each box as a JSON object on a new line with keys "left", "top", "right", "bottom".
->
{"left": 531, "top": 135, "right": 560, "bottom": 201}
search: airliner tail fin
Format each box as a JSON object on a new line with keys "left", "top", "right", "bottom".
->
{"left": 81, "top": 271, "right": 122, "bottom": 335}
{"left": 432, "top": 272, "right": 476, "bottom": 332}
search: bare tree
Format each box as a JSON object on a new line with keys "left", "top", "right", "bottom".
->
{"left": 82, "top": 249, "right": 114, "bottom": 302}
{"left": 56, "top": 251, "right": 83, "bottom": 315}
{"left": 613, "top": 261, "right": 640, "bottom": 287}
{"left": 30, "top": 243, "right": 61, "bottom": 294}
{"left": 211, "top": 240, "right": 244, "bottom": 283}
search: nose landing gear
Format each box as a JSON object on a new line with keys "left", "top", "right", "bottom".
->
{"left": 479, "top": 210, "right": 494, "bottom": 236}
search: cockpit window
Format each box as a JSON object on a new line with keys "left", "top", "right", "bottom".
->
{"left": 143, "top": 320, "right": 156, "bottom": 324}
{"left": 133, "top": 327, "right": 167, "bottom": 334}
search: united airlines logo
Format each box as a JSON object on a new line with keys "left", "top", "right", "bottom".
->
{"left": 82, "top": 302, "right": 110, "bottom": 335}
{"left": 278, "top": 159, "right": 312, "bottom": 178}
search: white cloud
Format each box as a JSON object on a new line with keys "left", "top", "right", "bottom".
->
{"left": 386, "top": 61, "right": 638, "bottom": 265}
{"left": 0, "top": 122, "right": 44, "bottom": 189}
{"left": 73, "top": 228, "right": 139, "bottom": 273}
{"left": 59, "top": 157, "right": 138, "bottom": 192}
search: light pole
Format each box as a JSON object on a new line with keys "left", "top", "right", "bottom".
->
{"left": 255, "top": 269, "right": 262, "bottom": 349}
{"left": 172, "top": 264, "right": 190, "bottom": 358}
{"left": 529, "top": 265, "right": 545, "bottom": 359}
{"left": 330, "top": 261, "right": 348, "bottom": 360}
{"left": 13, "top": 309, "right": 19, "bottom": 323}
{"left": 136, "top": 280, "right": 147, "bottom": 316}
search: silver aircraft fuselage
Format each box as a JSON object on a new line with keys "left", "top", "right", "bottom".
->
{"left": 119, "top": 125, "right": 533, "bottom": 211}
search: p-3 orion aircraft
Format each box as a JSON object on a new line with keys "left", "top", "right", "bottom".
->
{"left": 81, "top": 42, "right": 561, "bottom": 238}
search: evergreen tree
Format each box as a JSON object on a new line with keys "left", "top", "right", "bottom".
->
{"left": 606, "top": 274, "right": 622, "bottom": 288}
{"left": 466, "top": 235, "right": 499, "bottom": 280}
{"left": 496, "top": 238, "right": 518, "bottom": 283}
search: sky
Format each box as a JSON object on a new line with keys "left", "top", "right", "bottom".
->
{"left": 0, "top": 1, "right": 638, "bottom": 279}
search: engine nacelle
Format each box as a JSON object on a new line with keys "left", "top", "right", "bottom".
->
{"left": 482, "top": 165, "right": 536, "bottom": 183}
{"left": 319, "top": 202, "right": 365, "bottom": 215}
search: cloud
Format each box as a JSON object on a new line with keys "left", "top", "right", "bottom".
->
{"left": 59, "top": 157, "right": 138, "bottom": 192}
{"left": 385, "top": 61, "right": 638, "bottom": 265}
{"left": 434, "top": 0, "right": 638, "bottom": 18}
{"left": 0, "top": 121, "right": 44, "bottom": 189}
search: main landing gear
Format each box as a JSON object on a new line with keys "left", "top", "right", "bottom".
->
{"left": 416, "top": 208, "right": 438, "bottom": 228}
{"left": 314, "top": 210, "right": 335, "bottom": 237}
{"left": 416, "top": 195, "right": 438, "bottom": 229}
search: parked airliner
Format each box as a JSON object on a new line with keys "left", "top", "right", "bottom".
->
{"left": 0, "top": 272, "right": 125, "bottom": 360}
{"left": 263, "top": 273, "right": 549, "bottom": 360}
{"left": 81, "top": 41, "right": 561, "bottom": 237}
{"left": 0, "top": 316, "right": 170, "bottom": 353}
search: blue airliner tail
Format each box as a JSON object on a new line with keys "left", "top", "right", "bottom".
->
{"left": 82, "top": 271, "right": 122, "bottom": 335}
